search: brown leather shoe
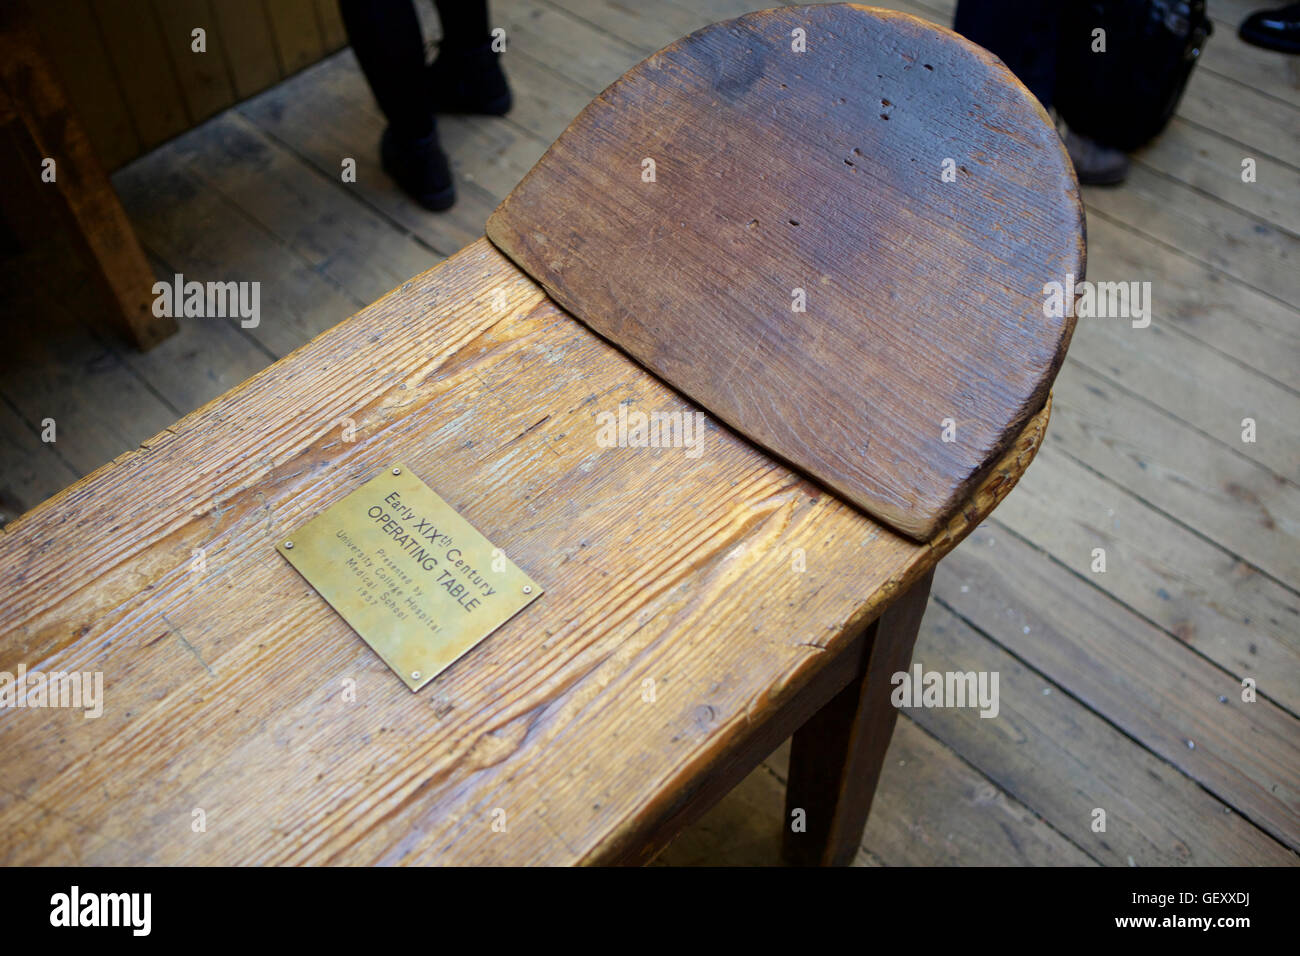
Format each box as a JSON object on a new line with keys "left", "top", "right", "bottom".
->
{"left": 1063, "top": 128, "right": 1130, "bottom": 186}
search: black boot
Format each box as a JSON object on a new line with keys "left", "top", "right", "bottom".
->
{"left": 1239, "top": 4, "right": 1300, "bottom": 53}
{"left": 427, "top": 41, "right": 512, "bottom": 115}
{"left": 380, "top": 125, "right": 455, "bottom": 211}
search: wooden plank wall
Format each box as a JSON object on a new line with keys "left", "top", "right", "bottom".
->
{"left": 27, "top": 0, "right": 348, "bottom": 170}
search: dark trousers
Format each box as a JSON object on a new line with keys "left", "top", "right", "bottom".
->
{"left": 338, "top": 0, "right": 490, "bottom": 138}
{"left": 953, "top": 0, "right": 1062, "bottom": 109}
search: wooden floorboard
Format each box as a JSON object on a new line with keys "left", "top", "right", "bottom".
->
{"left": 1, "top": 0, "right": 1295, "bottom": 865}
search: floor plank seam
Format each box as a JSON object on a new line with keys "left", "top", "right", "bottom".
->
{"left": 928, "top": 593, "right": 1298, "bottom": 854}
{"left": 1084, "top": 205, "right": 1300, "bottom": 316}
{"left": 1062, "top": 353, "right": 1300, "bottom": 485}
{"left": 1039, "top": 436, "right": 1300, "bottom": 599}
{"left": 891, "top": 712, "right": 1108, "bottom": 865}
{"left": 1129, "top": 156, "right": 1300, "bottom": 243}
{"left": 985, "top": 515, "right": 1300, "bottom": 719}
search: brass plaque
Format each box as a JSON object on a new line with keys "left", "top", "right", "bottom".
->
{"left": 277, "top": 464, "right": 542, "bottom": 691}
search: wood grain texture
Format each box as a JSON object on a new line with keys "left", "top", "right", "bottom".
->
{"left": 5, "top": 0, "right": 1289, "bottom": 868}
{"left": 0, "top": 239, "right": 1048, "bottom": 865}
{"left": 487, "top": 4, "right": 1083, "bottom": 540}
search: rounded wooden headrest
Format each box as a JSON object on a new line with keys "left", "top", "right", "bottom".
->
{"left": 488, "top": 4, "right": 1084, "bottom": 539}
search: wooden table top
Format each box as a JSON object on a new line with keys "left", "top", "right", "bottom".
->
{"left": 0, "top": 239, "right": 1046, "bottom": 864}
{"left": 490, "top": 5, "right": 1081, "bottom": 541}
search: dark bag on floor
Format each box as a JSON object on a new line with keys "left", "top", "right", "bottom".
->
{"left": 1055, "top": 0, "right": 1212, "bottom": 152}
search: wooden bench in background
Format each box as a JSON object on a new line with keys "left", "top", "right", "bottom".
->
{"left": 0, "top": 3, "right": 176, "bottom": 350}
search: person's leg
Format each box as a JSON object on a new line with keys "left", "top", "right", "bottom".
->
{"left": 953, "top": 0, "right": 1058, "bottom": 109}
{"left": 434, "top": 0, "right": 492, "bottom": 48}
{"left": 954, "top": 0, "right": 1127, "bottom": 185}
{"left": 428, "top": 0, "right": 512, "bottom": 116}
{"left": 339, "top": 0, "right": 433, "bottom": 139}
{"left": 338, "top": 0, "right": 455, "bottom": 210}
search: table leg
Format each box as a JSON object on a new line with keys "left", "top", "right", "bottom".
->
{"left": 783, "top": 568, "right": 934, "bottom": 866}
